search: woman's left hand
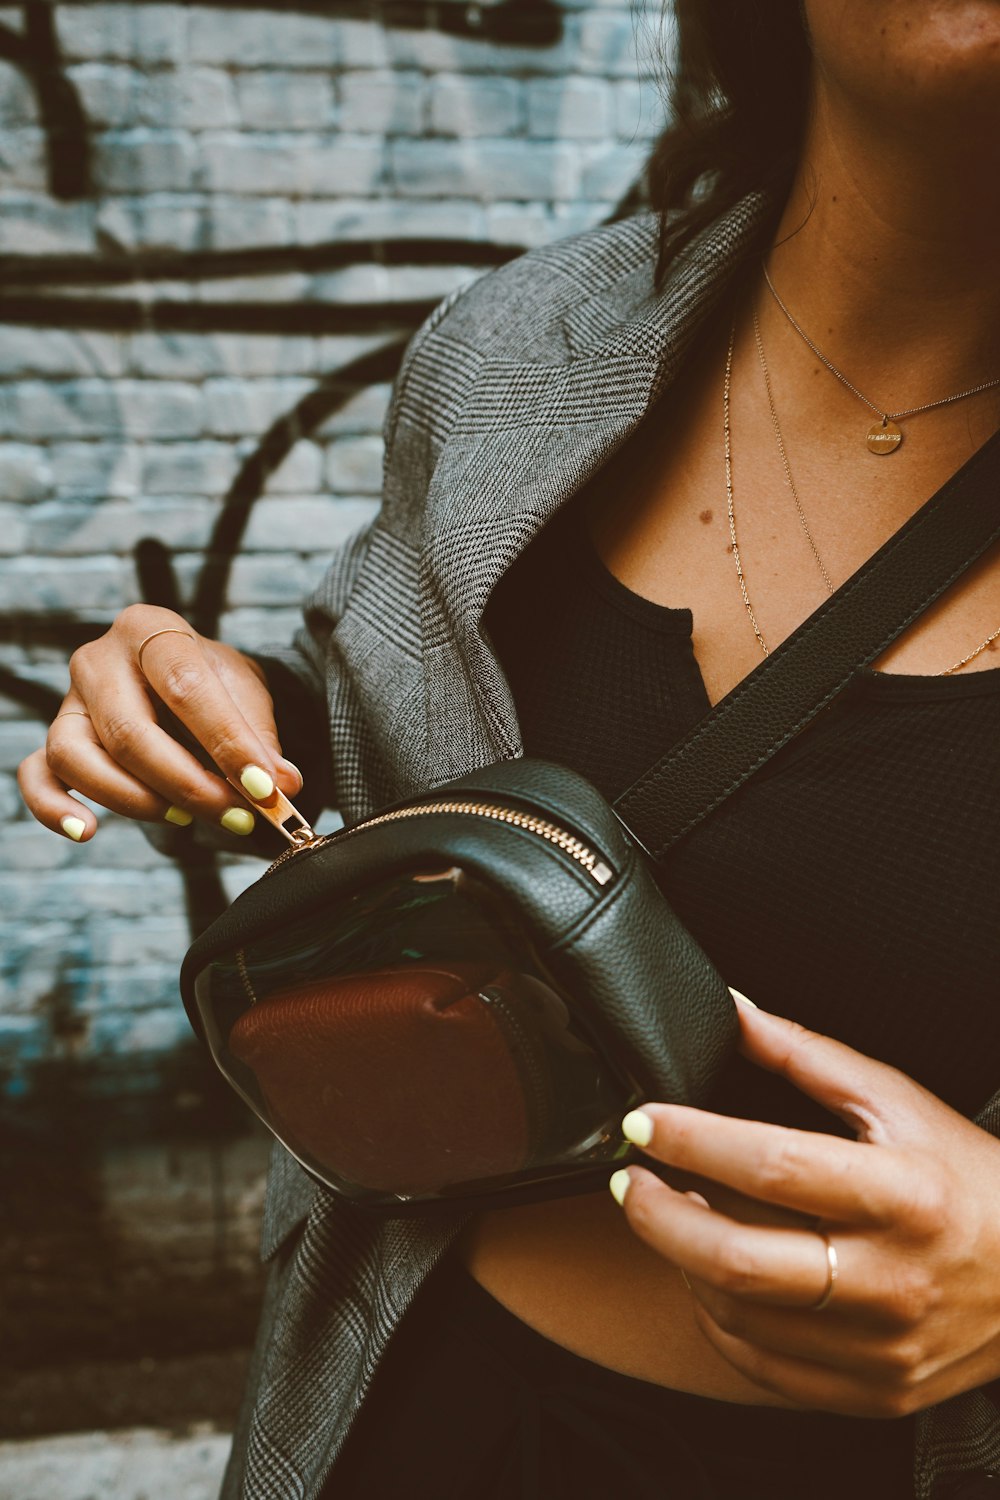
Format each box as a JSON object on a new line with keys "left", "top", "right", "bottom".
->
{"left": 611, "top": 1000, "right": 1000, "bottom": 1418}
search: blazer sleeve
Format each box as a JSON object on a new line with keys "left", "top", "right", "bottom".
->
{"left": 247, "top": 282, "right": 472, "bottom": 819}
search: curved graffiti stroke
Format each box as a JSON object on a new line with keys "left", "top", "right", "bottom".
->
{"left": 0, "top": 2, "right": 89, "bottom": 198}
{"left": 0, "top": 0, "right": 563, "bottom": 202}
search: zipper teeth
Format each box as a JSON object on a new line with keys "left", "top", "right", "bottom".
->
{"left": 262, "top": 800, "right": 614, "bottom": 885}
{"left": 360, "top": 801, "right": 610, "bottom": 879}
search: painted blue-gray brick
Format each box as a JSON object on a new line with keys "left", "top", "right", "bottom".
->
{"left": 128, "top": 333, "right": 324, "bottom": 379}
{"left": 28, "top": 499, "right": 215, "bottom": 556}
{"left": 0, "top": 128, "right": 48, "bottom": 192}
{"left": 0, "top": 329, "right": 126, "bottom": 379}
{"left": 0, "top": 443, "right": 53, "bottom": 503}
{"left": 0, "top": 556, "right": 133, "bottom": 614}
{"left": 338, "top": 72, "right": 424, "bottom": 135}
{"left": 48, "top": 442, "right": 143, "bottom": 499}
{"left": 189, "top": 6, "right": 339, "bottom": 66}
{"left": 577, "top": 10, "right": 648, "bottom": 77}
{"left": 92, "top": 129, "right": 199, "bottom": 194}
{"left": 55, "top": 3, "right": 187, "bottom": 63}
{"left": 390, "top": 138, "right": 576, "bottom": 201}
{"left": 324, "top": 436, "right": 385, "bottom": 494}
{"left": 579, "top": 140, "right": 649, "bottom": 200}
{"left": 202, "top": 377, "right": 316, "bottom": 438}
{"left": 429, "top": 76, "right": 521, "bottom": 138}
{"left": 296, "top": 194, "right": 489, "bottom": 245}
{"left": 0, "top": 61, "right": 38, "bottom": 126}
{"left": 11, "top": 380, "right": 203, "bottom": 441}
{"left": 526, "top": 78, "right": 612, "bottom": 140}
{"left": 0, "top": 193, "right": 96, "bottom": 253}
{"left": 0, "top": 505, "right": 29, "bottom": 554}
{"left": 237, "top": 71, "right": 336, "bottom": 131}
{"left": 200, "top": 133, "right": 383, "bottom": 196}
{"left": 141, "top": 442, "right": 239, "bottom": 496}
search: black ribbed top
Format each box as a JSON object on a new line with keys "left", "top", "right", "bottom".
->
{"left": 486, "top": 505, "right": 1000, "bottom": 1131}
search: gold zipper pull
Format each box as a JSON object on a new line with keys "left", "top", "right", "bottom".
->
{"left": 227, "top": 777, "right": 320, "bottom": 847}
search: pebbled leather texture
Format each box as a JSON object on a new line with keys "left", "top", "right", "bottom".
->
{"left": 616, "top": 426, "right": 1000, "bottom": 857}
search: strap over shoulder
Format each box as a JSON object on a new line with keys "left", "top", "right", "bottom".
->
{"left": 614, "top": 426, "right": 1000, "bottom": 859}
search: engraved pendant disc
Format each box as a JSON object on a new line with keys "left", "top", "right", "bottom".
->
{"left": 866, "top": 420, "right": 903, "bottom": 455}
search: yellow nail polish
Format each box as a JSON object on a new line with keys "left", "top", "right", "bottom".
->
{"left": 609, "top": 1169, "right": 631, "bottom": 1207}
{"left": 240, "top": 765, "right": 274, "bottom": 801}
{"left": 221, "top": 807, "right": 255, "bottom": 836}
{"left": 164, "top": 805, "right": 193, "bottom": 827}
{"left": 621, "top": 1109, "right": 654, "bottom": 1148}
{"left": 60, "top": 816, "right": 86, "bottom": 842}
{"left": 729, "top": 987, "right": 757, "bottom": 1009}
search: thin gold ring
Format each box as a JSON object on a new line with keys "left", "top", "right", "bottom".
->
{"left": 53, "top": 711, "right": 92, "bottom": 722}
{"left": 136, "top": 627, "right": 195, "bottom": 677}
{"left": 811, "top": 1233, "right": 839, "bottom": 1312}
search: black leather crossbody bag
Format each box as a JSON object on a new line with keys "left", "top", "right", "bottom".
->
{"left": 182, "top": 430, "right": 1000, "bottom": 1214}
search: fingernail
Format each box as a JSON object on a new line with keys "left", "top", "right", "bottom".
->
{"left": 221, "top": 807, "right": 256, "bottom": 836}
{"left": 609, "top": 1169, "right": 631, "bottom": 1207}
{"left": 60, "top": 815, "right": 86, "bottom": 842}
{"left": 164, "top": 805, "right": 193, "bottom": 827}
{"left": 621, "top": 1109, "right": 654, "bottom": 1148}
{"left": 278, "top": 757, "right": 302, "bottom": 782}
{"left": 239, "top": 764, "right": 274, "bottom": 801}
{"left": 729, "top": 987, "right": 757, "bottom": 1009}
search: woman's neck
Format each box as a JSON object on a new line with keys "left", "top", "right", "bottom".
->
{"left": 765, "top": 87, "right": 1000, "bottom": 411}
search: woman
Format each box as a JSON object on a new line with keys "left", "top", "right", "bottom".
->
{"left": 18, "top": 2, "right": 1000, "bottom": 1496}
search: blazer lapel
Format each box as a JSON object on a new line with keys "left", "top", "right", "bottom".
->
{"left": 420, "top": 194, "right": 770, "bottom": 783}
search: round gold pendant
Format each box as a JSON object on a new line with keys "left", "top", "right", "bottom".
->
{"left": 866, "top": 420, "right": 903, "bottom": 455}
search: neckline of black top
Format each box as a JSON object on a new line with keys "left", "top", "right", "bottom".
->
{"left": 572, "top": 512, "right": 1000, "bottom": 702}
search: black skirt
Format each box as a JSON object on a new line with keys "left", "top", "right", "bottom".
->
{"left": 327, "top": 1261, "right": 915, "bottom": 1500}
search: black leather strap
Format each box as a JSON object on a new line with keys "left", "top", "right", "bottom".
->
{"left": 614, "top": 427, "right": 1000, "bottom": 859}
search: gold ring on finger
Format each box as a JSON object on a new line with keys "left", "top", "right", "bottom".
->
{"left": 136, "top": 627, "right": 196, "bottom": 677}
{"left": 810, "top": 1232, "right": 839, "bottom": 1312}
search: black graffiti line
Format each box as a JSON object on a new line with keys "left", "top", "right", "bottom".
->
{"left": 52, "top": 0, "right": 564, "bottom": 47}
{"left": 0, "top": 295, "right": 442, "bottom": 333}
{"left": 0, "top": 4, "right": 90, "bottom": 199}
{"left": 0, "top": 238, "right": 523, "bottom": 288}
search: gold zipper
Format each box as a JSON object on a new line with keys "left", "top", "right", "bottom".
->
{"left": 262, "top": 800, "right": 615, "bottom": 886}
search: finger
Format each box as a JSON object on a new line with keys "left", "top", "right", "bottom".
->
{"left": 18, "top": 745, "right": 98, "bottom": 842}
{"left": 691, "top": 1282, "right": 907, "bottom": 1372}
{"left": 206, "top": 642, "right": 303, "bottom": 794}
{"left": 688, "top": 1305, "right": 917, "bottom": 1419}
{"left": 621, "top": 1105, "right": 909, "bottom": 1225}
{"left": 614, "top": 1167, "right": 869, "bottom": 1308}
{"left": 733, "top": 1002, "right": 933, "bottom": 1139}
{"left": 134, "top": 631, "right": 290, "bottom": 810}
{"left": 72, "top": 637, "right": 275, "bottom": 832}
{"left": 45, "top": 714, "right": 190, "bottom": 825}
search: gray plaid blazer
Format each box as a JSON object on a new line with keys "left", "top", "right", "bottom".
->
{"left": 222, "top": 196, "right": 1000, "bottom": 1500}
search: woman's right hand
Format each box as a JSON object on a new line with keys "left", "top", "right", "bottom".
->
{"left": 17, "top": 605, "right": 304, "bottom": 843}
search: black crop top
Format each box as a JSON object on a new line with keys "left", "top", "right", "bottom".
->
{"left": 485, "top": 503, "right": 1000, "bottom": 1134}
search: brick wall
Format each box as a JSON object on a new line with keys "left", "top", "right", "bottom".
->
{"left": 1, "top": 3, "right": 667, "bottom": 1318}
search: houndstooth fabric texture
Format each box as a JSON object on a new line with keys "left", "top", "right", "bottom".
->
{"left": 224, "top": 199, "right": 1000, "bottom": 1500}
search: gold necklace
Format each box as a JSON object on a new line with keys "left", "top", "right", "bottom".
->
{"left": 724, "top": 315, "right": 1000, "bottom": 675}
{"left": 761, "top": 262, "right": 1000, "bottom": 456}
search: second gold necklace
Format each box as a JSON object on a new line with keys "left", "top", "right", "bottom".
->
{"left": 761, "top": 262, "right": 1000, "bottom": 455}
{"left": 724, "top": 312, "right": 1000, "bottom": 675}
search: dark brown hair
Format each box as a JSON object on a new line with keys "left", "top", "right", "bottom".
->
{"left": 649, "top": 1, "right": 813, "bottom": 282}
